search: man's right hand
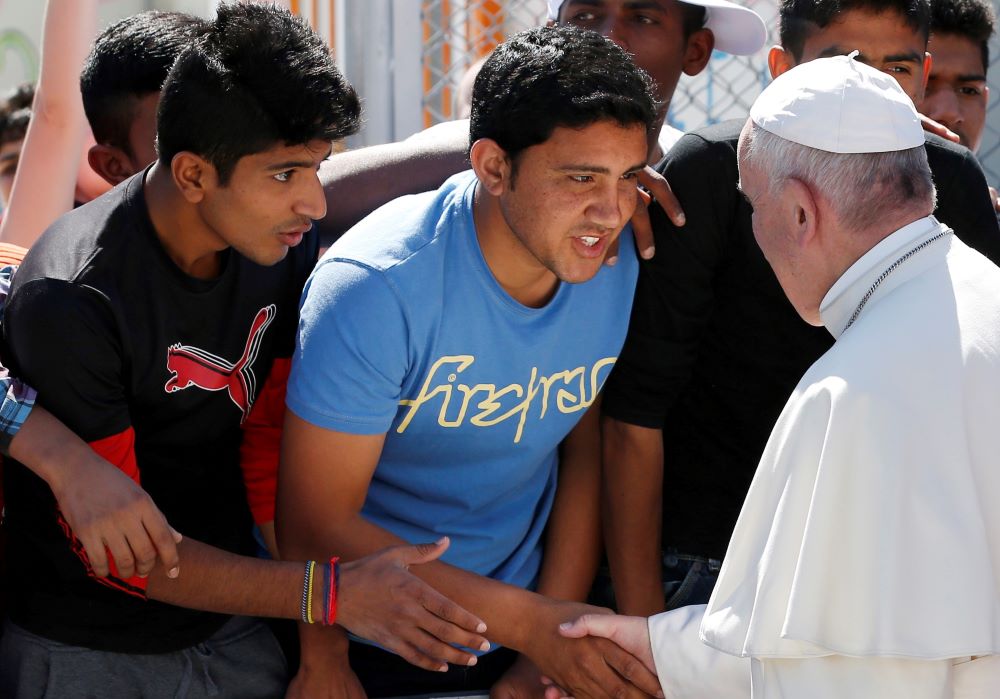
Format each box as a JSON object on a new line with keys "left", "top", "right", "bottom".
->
{"left": 523, "top": 600, "right": 663, "bottom": 699}
{"left": 337, "top": 537, "right": 490, "bottom": 672}
{"left": 49, "top": 448, "right": 181, "bottom": 580}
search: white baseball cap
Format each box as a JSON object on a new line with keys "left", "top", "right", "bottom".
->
{"left": 750, "top": 52, "right": 925, "bottom": 153}
{"left": 546, "top": 0, "right": 767, "bottom": 56}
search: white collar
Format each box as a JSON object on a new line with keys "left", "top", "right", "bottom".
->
{"left": 820, "top": 216, "right": 951, "bottom": 339}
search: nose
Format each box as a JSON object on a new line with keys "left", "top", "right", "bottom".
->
{"left": 587, "top": 181, "right": 631, "bottom": 230}
{"left": 923, "top": 88, "right": 962, "bottom": 130}
{"left": 600, "top": 18, "right": 630, "bottom": 52}
{"left": 295, "top": 172, "right": 328, "bottom": 221}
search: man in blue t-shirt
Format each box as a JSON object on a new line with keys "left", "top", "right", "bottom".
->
{"left": 279, "top": 26, "right": 662, "bottom": 699}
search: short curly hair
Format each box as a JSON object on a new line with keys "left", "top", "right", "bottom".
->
{"left": 930, "top": 0, "right": 995, "bottom": 71}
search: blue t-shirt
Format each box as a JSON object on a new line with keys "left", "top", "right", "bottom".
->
{"left": 287, "top": 170, "right": 638, "bottom": 592}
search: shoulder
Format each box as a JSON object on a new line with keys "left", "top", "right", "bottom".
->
{"left": 657, "top": 120, "right": 741, "bottom": 187}
{"left": 923, "top": 133, "right": 983, "bottom": 184}
{"left": 14, "top": 178, "right": 141, "bottom": 290}
{"left": 328, "top": 169, "right": 478, "bottom": 274}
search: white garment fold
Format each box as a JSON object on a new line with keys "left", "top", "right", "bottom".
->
{"left": 682, "top": 216, "right": 1000, "bottom": 667}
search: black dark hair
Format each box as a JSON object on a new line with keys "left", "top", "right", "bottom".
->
{"left": 0, "top": 83, "right": 34, "bottom": 150}
{"left": 779, "top": 0, "right": 932, "bottom": 61}
{"left": 469, "top": 25, "right": 657, "bottom": 164}
{"left": 931, "top": 0, "right": 995, "bottom": 71}
{"left": 80, "top": 11, "right": 207, "bottom": 156}
{"left": 156, "top": 3, "right": 360, "bottom": 185}
{"left": 679, "top": 3, "right": 709, "bottom": 39}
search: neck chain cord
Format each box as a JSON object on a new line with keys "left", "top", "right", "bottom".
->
{"left": 843, "top": 230, "right": 951, "bottom": 331}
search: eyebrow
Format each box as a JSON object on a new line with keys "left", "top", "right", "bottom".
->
{"left": 955, "top": 73, "right": 988, "bottom": 82}
{"left": 557, "top": 161, "right": 648, "bottom": 174}
{"left": 563, "top": 0, "right": 667, "bottom": 11}
{"left": 265, "top": 146, "right": 334, "bottom": 171}
{"left": 816, "top": 46, "right": 922, "bottom": 64}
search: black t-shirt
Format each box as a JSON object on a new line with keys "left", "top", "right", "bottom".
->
{"left": 603, "top": 120, "right": 1000, "bottom": 559}
{"left": 2, "top": 171, "right": 316, "bottom": 652}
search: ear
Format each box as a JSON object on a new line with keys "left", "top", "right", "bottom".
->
{"left": 919, "top": 51, "right": 932, "bottom": 98}
{"left": 469, "top": 138, "right": 513, "bottom": 196}
{"left": 170, "top": 152, "right": 215, "bottom": 204}
{"left": 781, "top": 177, "right": 819, "bottom": 250}
{"left": 768, "top": 45, "right": 794, "bottom": 80}
{"left": 681, "top": 28, "right": 714, "bottom": 76}
{"left": 87, "top": 144, "right": 137, "bottom": 187}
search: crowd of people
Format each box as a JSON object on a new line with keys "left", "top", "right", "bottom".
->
{"left": 0, "top": 0, "right": 996, "bottom": 697}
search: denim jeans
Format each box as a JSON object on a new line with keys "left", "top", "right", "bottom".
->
{"left": 590, "top": 549, "right": 721, "bottom": 612}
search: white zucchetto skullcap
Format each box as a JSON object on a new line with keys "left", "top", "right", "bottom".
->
{"left": 750, "top": 52, "right": 925, "bottom": 153}
{"left": 545, "top": 0, "right": 767, "bottom": 56}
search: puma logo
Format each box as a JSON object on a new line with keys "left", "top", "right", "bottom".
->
{"left": 164, "top": 305, "right": 276, "bottom": 421}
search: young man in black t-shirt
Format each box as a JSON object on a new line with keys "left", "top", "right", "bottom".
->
{"left": 0, "top": 6, "right": 487, "bottom": 697}
{"left": 601, "top": 0, "right": 1000, "bottom": 619}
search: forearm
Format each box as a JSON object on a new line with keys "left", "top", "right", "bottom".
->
{"left": 280, "top": 508, "right": 545, "bottom": 651}
{"left": 602, "top": 416, "right": 665, "bottom": 616}
{"left": 8, "top": 404, "right": 97, "bottom": 491}
{"left": 315, "top": 121, "right": 469, "bottom": 244}
{"left": 146, "top": 536, "right": 313, "bottom": 621}
{"left": 0, "top": 0, "right": 96, "bottom": 247}
{"left": 536, "top": 407, "right": 603, "bottom": 603}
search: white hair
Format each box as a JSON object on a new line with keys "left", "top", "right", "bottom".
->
{"left": 742, "top": 123, "right": 936, "bottom": 233}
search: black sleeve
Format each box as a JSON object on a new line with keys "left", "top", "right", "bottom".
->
{"left": 4, "top": 278, "right": 130, "bottom": 441}
{"left": 602, "top": 130, "right": 742, "bottom": 427}
{"left": 926, "top": 135, "right": 1000, "bottom": 264}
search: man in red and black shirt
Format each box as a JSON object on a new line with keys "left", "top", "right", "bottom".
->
{"left": 0, "top": 6, "right": 487, "bottom": 697}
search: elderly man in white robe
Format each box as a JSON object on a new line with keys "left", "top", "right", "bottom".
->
{"left": 555, "top": 54, "right": 1000, "bottom": 698}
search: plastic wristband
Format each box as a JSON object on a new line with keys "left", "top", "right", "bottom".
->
{"left": 327, "top": 556, "right": 340, "bottom": 626}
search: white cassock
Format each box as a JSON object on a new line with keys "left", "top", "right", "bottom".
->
{"left": 648, "top": 216, "right": 1000, "bottom": 698}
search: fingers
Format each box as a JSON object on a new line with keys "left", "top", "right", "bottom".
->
{"left": 418, "top": 586, "right": 489, "bottom": 645}
{"left": 558, "top": 614, "right": 616, "bottom": 640}
{"left": 399, "top": 536, "right": 450, "bottom": 566}
{"left": 605, "top": 236, "right": 620, "bottom": 267}
{"left": 414, "top": 575, "right": 488, "bottom": 636}
{"left": 77, "top": 530, "right": 109, "bottom": 578}
{"left": 142, "top": 510, "right": 181, "bottom": 579}
{"left": 602, "top": 644, "right": 662, "bottom": 698}
{"left": 103, "top": 534, "right": 136, "bottom": 580}
{"left": 628, "top": 197, "right": 655, "bottom": 261}
{"left": 918, "top": 113, "right": 960, "bottom": 143}
{"left": 120, "top": 518, "right": 158, "bottom": 578}
{"left": 636, "top": 166, "right": 685, "bottom": 228}
{"left": 377, "top": 635, "right": 452, "bottom": 674}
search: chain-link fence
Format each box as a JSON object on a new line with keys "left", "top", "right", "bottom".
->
{"left": 413, "top": 0, "right": 1000, "bottom": 183}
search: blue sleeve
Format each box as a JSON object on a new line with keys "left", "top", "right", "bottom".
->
{"left": 0, "top": 264, "right": 36, "bottom": 454}
{"left": 286, "top": 259, "right": 409, "bottom": 435}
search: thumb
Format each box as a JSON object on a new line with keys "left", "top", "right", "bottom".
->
{"left": 558, "top": 613, "right": 617, "bottom": 640}
{"left": 399, "top": 536, "right": 450, "bottom": 566}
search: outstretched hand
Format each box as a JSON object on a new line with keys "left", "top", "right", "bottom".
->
{"left": 337, "top": 537, "right": 490, "bottom": 673}
{"left": 605, "top": 166, "right": 685, "bottom": 266}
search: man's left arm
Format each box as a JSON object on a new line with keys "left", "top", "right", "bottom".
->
{"left": 493, "top": 399, "right": 607, "bottom": 696}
